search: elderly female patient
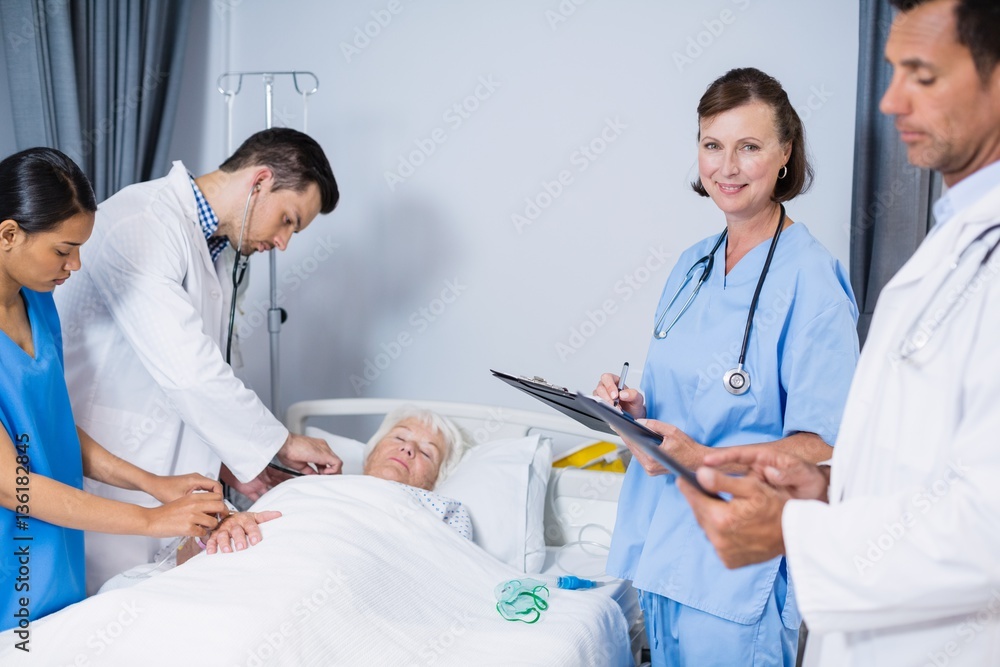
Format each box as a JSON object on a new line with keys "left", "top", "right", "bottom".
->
{"left": 207, "top": 405, "right": 472, "bottom": 553}
{"left": 102, "top": 406, "right": 470, "bottom": 588}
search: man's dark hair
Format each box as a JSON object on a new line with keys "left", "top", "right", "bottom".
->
{"left": 220, "top": 128, "right": 339, "bottom": 214}
{"left": 0, "top": 147, "right": 97, "bottom": 233}
{"left": 889, "top": 0, "right": 1000, "bottom": 82}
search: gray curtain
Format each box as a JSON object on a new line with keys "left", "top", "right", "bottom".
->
{"left": 850, "top": 0, "right": 941, "bottom": 344}
{"left": 0, "top": 0, "right": 191, "bottom": 201}
{"left": 0, "top": 0, "right": 84, "bottom": 162}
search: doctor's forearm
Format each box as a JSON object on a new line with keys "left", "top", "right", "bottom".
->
{"left": 697, "top": 432, "right": 831, "bottom": 475}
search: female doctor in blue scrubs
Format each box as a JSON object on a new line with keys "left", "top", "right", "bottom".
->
{"left": 595, "top": 68, "right": 860, "bottom": 666}
{"left": 0, "top": 148, "right": 228, "bottom": 631}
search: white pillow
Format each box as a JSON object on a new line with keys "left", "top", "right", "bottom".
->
{"left": 303, "top": 427, "right": 552, "bottom": 572}
{"left": 523, "top": 438, "right": 552, "bottom": 572}
{"left": 437, "top": 435, "right": 552, "bottom": 572}
{"left": 304, "top": 427, "right": 367, "bottom": 474}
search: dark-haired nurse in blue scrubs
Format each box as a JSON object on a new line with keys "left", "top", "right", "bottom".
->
{"left": 0, "top": 148, "right": 227, "bottom": 631}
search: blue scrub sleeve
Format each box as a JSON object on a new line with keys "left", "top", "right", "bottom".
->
{"left": 779, "top": 299, "right": 859, "bottom": 445}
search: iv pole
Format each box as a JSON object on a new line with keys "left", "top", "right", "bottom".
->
{"left": 216, "top": 71, "right": 319, "bottom": 417}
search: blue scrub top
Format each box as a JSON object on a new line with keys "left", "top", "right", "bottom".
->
{"left": 606, "top": 223, "right": 859, "bottom": 625}
{"left": 0, "top": 289, "right": 86, "bottom": 631}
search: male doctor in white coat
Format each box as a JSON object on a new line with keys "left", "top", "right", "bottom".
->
{"left": 55, "top": 128, "right": 344, "bottom": 592}
{"left": 672, "top": 0, "right": 1000, "bottom": 665}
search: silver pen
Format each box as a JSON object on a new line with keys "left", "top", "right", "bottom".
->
{"left": 614, "top": 362, "right": 629, "bottom": 407}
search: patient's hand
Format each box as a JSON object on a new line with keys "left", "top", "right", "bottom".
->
{"left": 205, "top": 510, "right": 282, "bottom": 555}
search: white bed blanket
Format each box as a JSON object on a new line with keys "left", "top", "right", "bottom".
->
{"left": 0, "top": 476, "right": 630, "bottom": 666}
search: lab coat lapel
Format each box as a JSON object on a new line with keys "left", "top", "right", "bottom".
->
{"left": 882, "top": 182, "right": 1000, "bottom": 292}
{"left": 166, "top": 162, "right": 227, "bottom": 350}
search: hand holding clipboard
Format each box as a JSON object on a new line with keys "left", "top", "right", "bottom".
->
{"left": 491, "top": 370, "right": 724, "bottom": 500}
{"left": 570, "top": 393, "right": 724, "bottom": 501}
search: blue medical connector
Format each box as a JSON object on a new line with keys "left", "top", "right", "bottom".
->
{"left": 557, "top": 575, "right": 597, "bottom": 590}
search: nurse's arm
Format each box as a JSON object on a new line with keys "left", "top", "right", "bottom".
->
{"left": 0, "top": 429, "right": 225, "bottom": 537}
{"left": 633, "top": 420, "right": 831, "bottom": 475}
{"left": 77, "top": 427, "right": 222, "bottom": 502}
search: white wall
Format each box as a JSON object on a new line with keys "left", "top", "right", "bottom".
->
{"left": 175, "top": 0, "right": 860, "bottom": 417}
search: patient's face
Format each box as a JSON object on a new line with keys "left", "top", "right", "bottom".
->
{"left": 363, "top": 418, "right": 448, "bottom": 490}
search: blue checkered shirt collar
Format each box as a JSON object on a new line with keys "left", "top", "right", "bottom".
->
{"left": 189, "top": 174, "right": 227, "bottom": 261}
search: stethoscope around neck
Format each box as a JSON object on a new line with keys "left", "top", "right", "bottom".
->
{"left": 652, "top": 204, "right": 787, "bottom": 396}
{"left": 225, "top": 182, "right": 259, "bottom": 364}
{"left": 897, "top": 221, "right": 1000, "bottom": 361}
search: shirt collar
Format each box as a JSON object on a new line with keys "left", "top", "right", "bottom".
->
{"left": 933, "top": 159, "right": 1000, "bottom": 227}
{"left": 188, "top": 174, "right": 228, "bottom": 262}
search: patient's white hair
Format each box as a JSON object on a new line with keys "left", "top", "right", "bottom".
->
{"left": 364, "top": 406, "right": 470, "bottom": 485}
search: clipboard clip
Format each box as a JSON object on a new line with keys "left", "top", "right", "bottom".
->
{"left": 520, "top": 375, "right": 570, "bottom": 393}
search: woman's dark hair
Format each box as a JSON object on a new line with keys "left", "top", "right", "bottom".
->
{"left": 890, "top": 0, "right": 1000, "bottom": 83}
{"left": 691, "top": 67, "right": 813, "bottom": 203}
{"left": 219, "top": 128, "right": 339, "bottom": 214}
{"left": 0, "top": 147, "right": 97, "bottom": 234}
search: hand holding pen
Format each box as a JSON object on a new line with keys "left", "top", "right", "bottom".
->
{"left": 594, "top": 362, "right": 646, "bottom": 419}
{"left": 613, "top": 362, "right": 629, "bottom": 407}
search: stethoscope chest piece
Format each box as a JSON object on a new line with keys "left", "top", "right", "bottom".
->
{"left": 723, "top": 367, "right": 750, "bottom": 395}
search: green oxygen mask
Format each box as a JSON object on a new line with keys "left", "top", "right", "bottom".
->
{"left": 494, "top": 578, "right": 550, "bottom": 624}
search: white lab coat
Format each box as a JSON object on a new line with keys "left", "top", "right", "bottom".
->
{"left": 55, "top": 162, "right": 288, "bottom": 593}
{"left": 784, "top": 181, "right": 1000, "bottom": 665}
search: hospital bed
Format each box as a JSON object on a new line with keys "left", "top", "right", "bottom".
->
{"left": 287, "top": 398, "right": 645, "bottom": 664}
{"left": 0, "top": 398, "right": 644, "bottom": 666}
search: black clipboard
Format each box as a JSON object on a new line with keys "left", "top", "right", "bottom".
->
{"left": 490, "top": 370, "right": 614, "bottom": 435}
{"left": 491, "top": 370, "right": 723, "bottom": 500}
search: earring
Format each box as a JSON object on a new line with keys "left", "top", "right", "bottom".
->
{"left": 778, "top": 165, "right": 788, "bottom": 180}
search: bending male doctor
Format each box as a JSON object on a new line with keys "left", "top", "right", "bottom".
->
{"left": 55, "top": 128, "right": 343, "bottom": 592}
{"left": 674, "top": 1, "right": 1000, "bottom": 665}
